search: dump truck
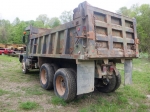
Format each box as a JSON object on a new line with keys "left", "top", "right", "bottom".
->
{"left": 19, "top": 1, "right": 139, "bottom": 101}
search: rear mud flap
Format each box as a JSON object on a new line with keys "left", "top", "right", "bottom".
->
{"left": 77, "top": 61, "right": 95, "bottom": 95}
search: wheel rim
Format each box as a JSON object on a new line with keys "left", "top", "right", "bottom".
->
{"left": 56, "top": 75, "right": 66, "bottom": 96}
{"left": 41, "top": 69, "right": 47, "bottom": 84}
{"left": 22, "top": 61, "right": 26, "bottom": 72}
{"left": 102, "top": 78, "right": 109, "bottom": 85}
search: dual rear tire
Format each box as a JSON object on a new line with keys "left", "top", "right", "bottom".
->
{"left": 53, "top": 68, "right": 76, "bottom": 101}
{"left": 40, "top": 63, "right": 55, "bottom": 90}
{"left": 40, "top": 64, "right": 76, "bottom": 101}
{"left": 95, "top": 73, "right": 121, "bottom": 93}
{"left": 40, "top": 63, "right": 121, "bottom": 101}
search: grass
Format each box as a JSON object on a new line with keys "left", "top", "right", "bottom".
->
{"left": 19, "top": 101, "right": 38, "bottom": 110}
{"left": 50, "top": 96, "right": 67, "bottom": 106}
{"left": 0, "top": 89, "right": 9, "bottom": 96}
{"left": 22, "top": 86, "right": 44, "bottom": 95}
{"left": 21, "top": 86, "right": 50, "bottom": 96}
{"left": 0, "top": 55, "right": 150, "bottom": 111}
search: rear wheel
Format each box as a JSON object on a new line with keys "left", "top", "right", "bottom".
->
{"left": 40, "top": 63, "right": 55, "bottom": 90}
{"left": 51, "top": 63, "right": 59, "bottom": 73}
{"left": 53, "top": 68, "right": 77, "bottom": 101}
{"left": 112, "top": 72, "right": 121, "bottom": 92}
{"left": 95, "top": 74, "right": 116, "bottom": 93}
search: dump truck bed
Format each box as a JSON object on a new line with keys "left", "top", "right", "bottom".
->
{"left": 27, "top": 1, "right": 139, "bottom": 60}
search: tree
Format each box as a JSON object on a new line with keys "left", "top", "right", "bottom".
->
{"left": 117, "top": 7, "right": 131, "bottom": 17}
{"left": 0, "top": 19, "right": 12, "bottom": 43}
{"left": 36, "top": 14, "right": 49, "bottom": 27}
{"left": 49, "top": 17, "right": 61, "bottom": 28}
{"left": 12, "top": 21, "right": 27, "bottom": 43}
{"left": 118, "top": 4, "right": 150, "bottom": 59}
{"left": 13, "top": 17, "right": 20, "bottom": 26}
{"left": 60, "top": 11, "right": 73, "bottom": 24}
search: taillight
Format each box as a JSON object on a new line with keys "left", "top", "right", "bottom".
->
{"left": 77, "top": 27, "right": 80, "bottom": 31}
{"left": 110, "top": 66, "right": 114, "bottom": 72}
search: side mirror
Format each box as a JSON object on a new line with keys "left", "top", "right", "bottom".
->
{"left": 22, "top": 35, "right": 25, "bottom": 43}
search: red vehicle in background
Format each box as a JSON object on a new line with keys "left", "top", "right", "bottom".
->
{"left": 7, "top": 48, "right": 16, "bottom": 54}
{"left": 0, "top": 48, "right": 9, "bottom": 55}
{"left": 0, "top": 48, "right": 15, "bottom": 55}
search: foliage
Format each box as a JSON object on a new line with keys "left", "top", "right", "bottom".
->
{"left": 117, "top": 4, "right": 150, "bottom": 59}
{"left": 51, "top": 96, "right": 67, "bottom": 106}
{"left": 36, "top": 14, "right": 49, "bottom": 27}
{"left": 0, "top": 19, "right": 11, "bottom": 43}
{"left": 49, "top": 17, "right": 61, "bottom": 28}
{"left": 0, "top": 11, "right": 69, "bottom": 44}
{"left": 60, "top": 11, "right": 73, "bottom": 24}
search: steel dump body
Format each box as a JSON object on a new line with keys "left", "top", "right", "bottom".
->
{"left": 27, "top": 1, "right": 139, "bottom": 60}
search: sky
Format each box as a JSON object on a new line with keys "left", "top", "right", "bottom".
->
{"left": 0, "top": 0, "right": 150, "bottom": 23}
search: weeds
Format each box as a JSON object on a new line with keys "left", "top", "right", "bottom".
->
{"left": 0, "top": 89, "right": 9, "bottom": 96}
{"left": 50, "top": 96, "right": 67, "bottom": 106}
{"left": 19, "top": 101, "right": 38, "bottom": 110}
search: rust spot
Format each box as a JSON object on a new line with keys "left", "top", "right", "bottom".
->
{"left": 73, "top": 54, "right": 79, "bottom": 58}
{"left": 135, "top": 38, "right": 139, "bottom": 44}
{"left": 87, "top": 31, "right": 95, "bottom": 40}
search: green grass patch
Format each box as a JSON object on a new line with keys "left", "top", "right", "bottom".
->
{"left": 19, "top": 101, "right": 38, "bottom": 110}
{"left": 51, "top": 96, "right": 67, "bottom": 106}
{"left": 0, "top": 55, "right": 13, "bottom": 61}
{"left": 0, "top": 89, "right": 9, "bottom": 96}
{"left": 139, "top": 104, "right": 148, "bottom": 109}
{"left": 117, "top": 95, "right": 128, "bottom": 104}
{"left": 7, "top": 110, "right": 16, "bottom": 112}
{"left": 22, "top": 87, "right": 44, "bottom": 95}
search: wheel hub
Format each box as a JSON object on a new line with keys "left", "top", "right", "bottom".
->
{"left": 22, "top": 62, "right": 25, "bottom": 72}
{"left": 103, "top": 78, "right": 109, "bottom": 85}
{"left": 56, "top": 75, "right": 66, "bottom": 96}
{"left": 41, "top": 69, "right": 47, "bottom": 84}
